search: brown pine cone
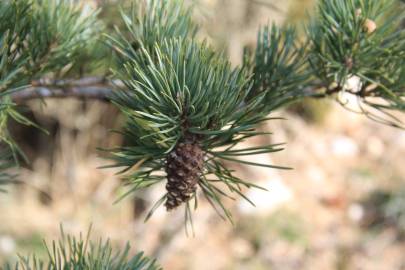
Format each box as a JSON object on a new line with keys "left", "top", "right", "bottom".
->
{"left": 165, "top": 141, "right": 204, "bottom": 210}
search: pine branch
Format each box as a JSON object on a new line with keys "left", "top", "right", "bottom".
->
{"left": 305, "top": 0, "right": 405, "bottom": 127}
{"left": 0, "top": 0, "right": 101, "bottom": 91}
{"left": 0, "top": 0, "right": 102, "bottom": 177}
{"left": 248, "top": 0, "right": 405, "bottom": 127}
{"left": 108, "top": 0, "right": 285, "bottom": 224}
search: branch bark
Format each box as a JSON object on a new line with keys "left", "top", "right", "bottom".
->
{"left": 9, "top": 77, "right": 117, "bottom": 103}
{"left": 11, "top": 86, "right": 114, "bottom": 103}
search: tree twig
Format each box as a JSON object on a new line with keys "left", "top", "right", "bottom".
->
{"left": 10, "top": 86, "right": 114, "bottom": 103}
{"left": 9, "top": 77, "right": 118, "bottom": 103}
{"left": 31, "top": 76, "right": 108, "bottom": 87}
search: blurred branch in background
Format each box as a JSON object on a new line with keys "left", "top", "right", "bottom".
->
{"left": 11, "top": 86, "right": 112, "bottom": 103}
{"left": 246, "top": 0, "right": 285, "bottom": 13}
{"left": 10, "top": 77, "right": 116, "bottom": 103}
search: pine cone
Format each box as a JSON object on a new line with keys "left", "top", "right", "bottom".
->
{"left": 165, "top": 141, "right": 204, "bottom": 210}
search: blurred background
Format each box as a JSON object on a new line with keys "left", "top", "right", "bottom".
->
{"left": 1, "top": 0, "right": 405, "bottom": 269}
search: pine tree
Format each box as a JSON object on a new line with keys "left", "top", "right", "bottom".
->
{"left": 0, "top": 0, "right": 404, "bottom": 267}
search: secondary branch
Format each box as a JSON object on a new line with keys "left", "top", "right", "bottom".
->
{"left": 9, "top": 77, "right": 118, "bottom": 103}
{"left": 11, "top": 86, "right": 113, "bottom": 102}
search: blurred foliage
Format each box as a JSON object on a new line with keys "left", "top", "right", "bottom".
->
{"left": 236, "top": 209, "right": 308, "bottom": 249}
{"left": 0, "top": 145, "right": 15, "bottom": 192}
{"left": 360, "top": 187, "right": 405, "bottom": 238}
{"left": 3, "top": 227, "right": 161, "bottom": 270}
{"left": 287, "top": 98, "right": 332, "bottom": 124}
{"left": 15, "top": 233, "right": 46, "bottom": 258}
